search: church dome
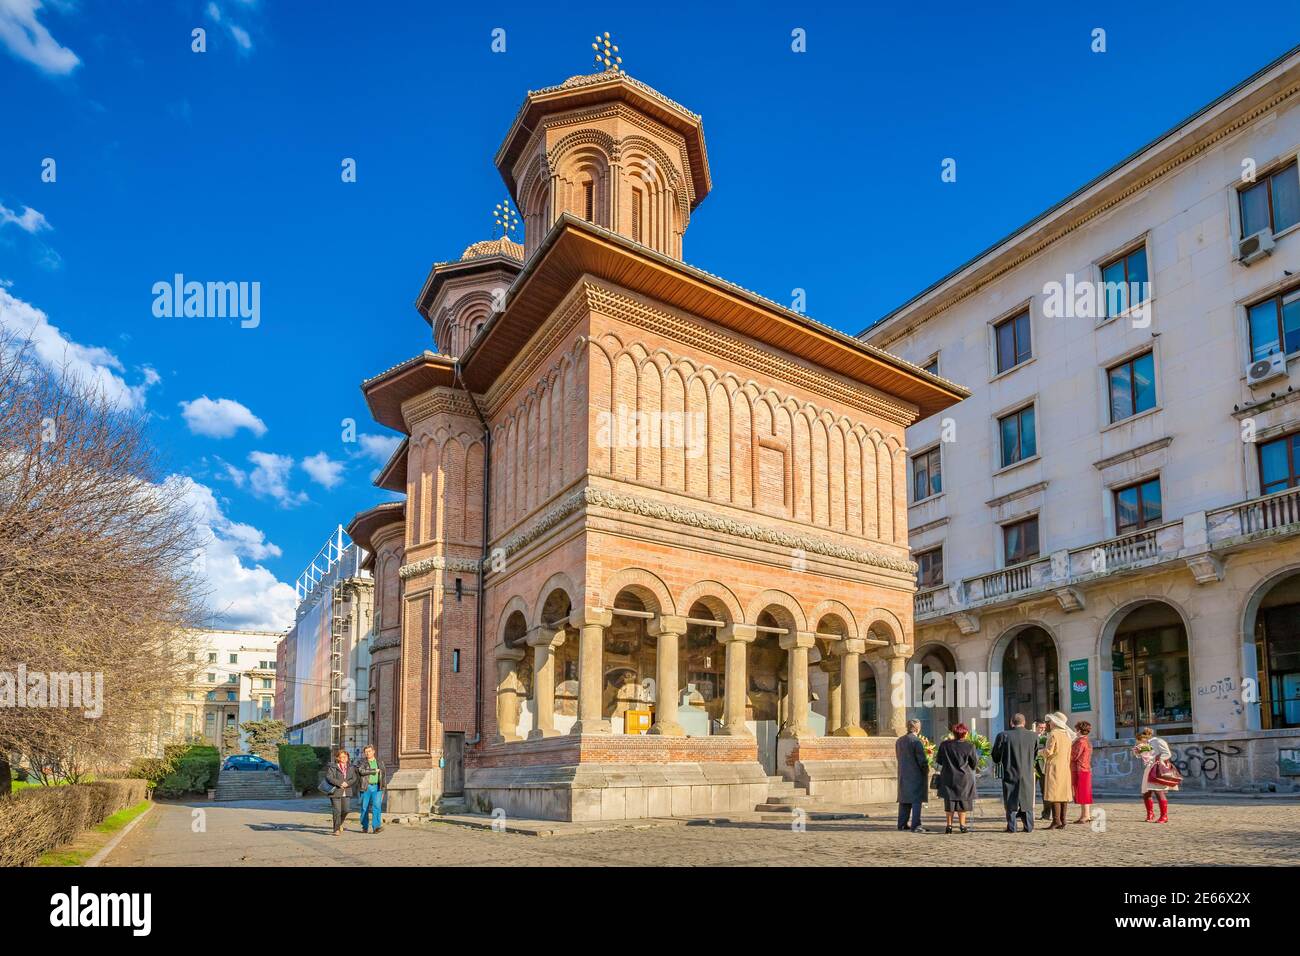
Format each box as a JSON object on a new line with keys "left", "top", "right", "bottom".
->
{"left": 459, "top": 236, "right": 524, "bottom": 262}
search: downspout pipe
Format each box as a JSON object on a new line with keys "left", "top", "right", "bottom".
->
{"left": 455, "top": 360, "right": 490, "bottom": 748}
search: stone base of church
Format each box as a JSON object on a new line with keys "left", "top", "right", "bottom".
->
{"left": 385, "top": 768, "right": 437, "bottom": 816}
{"left": 464, "top": 734, "right": 771, "bottom": 822}
{"left": 780, "top": 736, "right": 899, "bottom": 804}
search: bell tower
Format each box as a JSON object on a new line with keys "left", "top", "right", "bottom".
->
{"left": 495, "top": 37, "right": 711, "bottom": 261}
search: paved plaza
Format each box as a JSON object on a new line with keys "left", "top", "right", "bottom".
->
{"left": 103, "top": 796, "right": 1300, "bottom": 867}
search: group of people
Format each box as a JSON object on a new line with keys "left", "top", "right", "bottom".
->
{"left": 323, "top": 744, "right": 387, "bottom": 836}
{"left": 895, "top": 713, "right": 1178, "bottom": 833}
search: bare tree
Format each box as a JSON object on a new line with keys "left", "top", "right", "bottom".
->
{"left": 0, "top": 332, "right": 205, "bottom": 792}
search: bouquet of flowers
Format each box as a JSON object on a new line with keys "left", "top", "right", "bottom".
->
{"left": 927, "top": 731, "right": 992, "bottom": 772}
{"left": 919, "top": 734, "right": 937, "bottom": 769}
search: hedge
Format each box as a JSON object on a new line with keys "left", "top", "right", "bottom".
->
{"left": 138, "top": 743, "right": 221, "bottom": 798}
{"left": 277, "top": 745, "right": 321, "bottom": 793}
{"left": 0, "top": 778, "right": 148, "bottom": 867}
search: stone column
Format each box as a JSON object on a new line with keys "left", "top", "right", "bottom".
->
{"left": 820, "top": 650, "right": 842, "bottom": 734}
{"left": 717, "top": 623, "right": 757, "bottom": 736}
{"left": 836, "top": 638, "right": 868, "bottom": 737}
{"left": 492, "top": 644, "right": 525, "bottom": 744}
{"left": 779, "top": 631, "right": 817, "bottom": 738}
{"left": 881, "top": 644, "right": 914, "bottom": 736}
{"left": 571, "top": 608, "right": 612, "bottom": 735}
{"left": 526, "top": 628, "right": 565, "bottom": 739}
{"left": 647, "top": 615, "right": 687, "bottom": 736}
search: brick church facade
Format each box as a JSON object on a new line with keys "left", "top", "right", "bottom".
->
{"left": 347, "top": 67, "right": 966, "bottom": 820}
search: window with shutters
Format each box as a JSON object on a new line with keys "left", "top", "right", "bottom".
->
{"left": 631, "top": 187, "right": 643, "bottom": 242}
{"left": 583, "top": 181, "right": 594, "bottom": 222}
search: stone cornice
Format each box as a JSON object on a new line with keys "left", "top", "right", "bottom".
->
{"left": 398, "top": 555, "right": 482, "bottom": 580}
{"left": 493, "top": 486, "right": 917, "bottom": 575}
{"left": 1092, "top": 436, "right": 1174, "bottom": 471}
{"left": 586, "top": 283, "right": 917, "bottom": 427}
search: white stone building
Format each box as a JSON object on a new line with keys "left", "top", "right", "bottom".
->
{"left": 863, "top": 47, "right": 1300, "bottom": 792}
{"left": 161, "top": 628, "right": 283, "bottom": 754}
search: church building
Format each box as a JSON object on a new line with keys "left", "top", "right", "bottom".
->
{"left": 347, "top": 56, "right": 967, "bottom": 821}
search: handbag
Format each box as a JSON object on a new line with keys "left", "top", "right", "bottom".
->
{"left": 930, "top": 772, "right": 941, "bottom": 791}
{"left": 1148, "top": 758, "right": 1182, "bottom": 788}
{"left": 319, "top": 776, "right": 336, "bottom": 795}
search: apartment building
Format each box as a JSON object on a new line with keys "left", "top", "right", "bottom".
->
{"left": 161, "top": 628, "right": 283, "bottom": 754}
{"left": 864, "top": 46, "right": 1300, "bottom": 792}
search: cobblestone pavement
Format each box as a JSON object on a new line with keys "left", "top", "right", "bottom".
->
{"left": 105, "top": 797, "right": 1300, "bottom": 867}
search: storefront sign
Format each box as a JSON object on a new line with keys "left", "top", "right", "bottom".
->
{"left": 1069, "top": 659, "right": 1091, "bottom": 712}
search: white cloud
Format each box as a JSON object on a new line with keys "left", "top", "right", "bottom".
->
{"left": 180, "top": 395, "right": 267, "bottom": 438}
{"left": 357, "top": 432, "right": 402, "bottom": 464}
{"left": 0, "top": 285, "right": 157, "bottom": 409}
{"left": 204, "top": 1, "right": 254, "bottom": 54}
{"left": 247, "top": 450, "right": 306, "bottom": 507}
{"left": 0, "top": 0, "right": 80, "bottom": 75}
{"left": 0, "top": 199, "right": 51, "bottom": 234}
{"left": 301, "top": 451, "right": 344, "bottom": 489}
{"left": 173, "top": 476, "right": 295, "bottom": 630}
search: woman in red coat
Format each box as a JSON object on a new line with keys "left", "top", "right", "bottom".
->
{"left": 1070, "top": 721, "right": 1094, "bottom": 824}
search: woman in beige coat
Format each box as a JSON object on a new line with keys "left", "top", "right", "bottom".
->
{"left": 1042, "top": 712, "right": 1075, "bottom": 830}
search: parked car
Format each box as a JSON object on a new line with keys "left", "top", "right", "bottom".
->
{"left": 222, "top": 754, "right": 279, "bottom": 772}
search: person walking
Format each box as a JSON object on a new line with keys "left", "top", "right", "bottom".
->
{"left": 1042, "top": 712, "right": 1075, "bottom": 830}
{"left": 936, "top": 723, "right": 979, "bottom": 834}
{"left": 324, "top": 747, "right": 353, "bottom": 836}
{"left": 1134, "top": 727, "right": 1179, "bottom": 823}
{"left": 1071, "top": 721, "right": 1094, "bottom": 824}
{"left": 355, "top": 744, "right": 386, "bottom": 834}
{"left": 895, "top": 718, "right": 930, "bottom": 832}
{"left": 991, "top": 712, "right": 1039, "bottom": 833}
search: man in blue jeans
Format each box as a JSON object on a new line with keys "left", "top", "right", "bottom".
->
{"left": 355, "top": 744, "right": 386, "bottom": 834}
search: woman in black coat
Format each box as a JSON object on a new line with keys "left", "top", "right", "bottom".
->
{"left": 323, "top": 748, "right": 353, "bottom": 836}
{"left": 936, "top": 723, "right": 979, "bottom": 834}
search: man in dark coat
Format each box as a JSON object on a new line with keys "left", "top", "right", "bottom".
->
{"left": 992, "top": 712, "right": 1039, "bottom": 833}
{"left": 895, "top": 718, "right": 930, "bottom": 832}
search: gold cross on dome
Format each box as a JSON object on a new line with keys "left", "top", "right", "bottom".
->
{"left": 493, "top": 199, "right": 519, "bottom": 238}
{"left": 592, "top": 32, "right": 622, "bottom": 73}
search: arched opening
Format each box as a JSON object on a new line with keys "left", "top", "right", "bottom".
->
{"left": 498, "top": 609, "right": 532, "bottom": 740}
{"left": 994, "top": 625, "right": 1060, "bottom": 737}
{"left": 1250, "top": 569, "right": 1300, "bottom": 729}
{"left": 751, "top": 608, "right": 792, "bottom": 725}
{"left": 910, "top": 643, "right": 959, "bottom": 742}
{"left": 1107, "top": 602, "right": 1192, "bottom": 739}
{"left": 536, "top": 589, "right": 576, "bottom": 731}
{"left": 860, "top": 660, "right": 880, "bottom": 736}
{"left": 683, "top": 599, "right": 728, "bottom": 731}
{"left": 604, "top": 590, "right": 657, "bottom": 732}
{"left": 812, "top": 614, "right": 848, "bottom": 733}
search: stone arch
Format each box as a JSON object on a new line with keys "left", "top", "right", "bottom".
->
{"left": 1095, "top": 597, "right": 1196, "bottom": 741}
{"left": 862, "top": 606, "right": 905, "bottom": 645}
{"left": 497, "top": 596, "right": 532, "bottom": 645}
{"left": 532, "top": 572, "right": 581, "bottom": 628}
{"left": 600, "top": 567, "right": 675, "bottom": 617}
{"left": 677, "top": 580, "right": 743, "bottom": 625}
{"left": 1240, "top": 563, "right": 1300, "bottom": 731}
{"left": 744, "top": 589, "right": 808, "bottom": 633}
{"left": 990, "top": 619, "right": 1064, "bottom": 738}
{"left": 807, "top": 600, "right": 860, "bottom": 640}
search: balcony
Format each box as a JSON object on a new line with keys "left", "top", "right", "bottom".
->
{"left": 916, "top": 485, "right": 1300, "bottom": 629}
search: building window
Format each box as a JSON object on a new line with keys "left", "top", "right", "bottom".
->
{"left": 911, "top": 447, "right": 942, "bottom": 502}
{"left": 205, "top": 691, "right": 216, "bottom": 701}
{"left": 206, "top": 672, "right": 215, "bottom": 683}
{"left": 1259, "top": 432, "right": 1300, "bottom": 495}
{"left": 187, "top": 651, "right": 196, "bottom": 663}
{"left": 583, "top": 181, "right": 594, "bottom": 222}
{"left": 1101, "top": 246, "right": 1149, "bottom": 317}
{"left": 1107, "top": 351, "right": 1156, "bottom": 422}
{"left": 1246, "top": 288, "right": 1300, "bottom": 361}
{"left": 229, "top": 653, "right": 237, "bottom": 664}
{"left": 260, "top": 697, "right": 273, "bottom": 718}
{"left": 998, "top": 405, "right": 1037, "bottom": 468}
{"left": 994, "top": 311, "right": 1032, "bottom": 373}
{"left": 916, "top": 546, "right": 943, "bottom": 587}
{"left": 1111, "top": 603, "right": 1192, "bottom": 737}
{"left": 184, "top": 714, "right": 194, "bottom": 736}
{"left": 185, "top": 691, "right": 194, "bottom": 700}
{"left": 1003, "top": 516, "right": 1039, "bottom": 565}
{"left": 452, "top": 648, "right": 461, "bottom": 673}
{"left": 1239, "top": 161, "right": 1300, "bottom": 237}
{"left": 207, "top": 653, "right": 216, "bottom": 663}
{"left": 261, "top": 678, "right": 272, "bottom": 689}
{"left": 631, "top": 187, "right": 643, "bottom": 243}
{"left": 1115, "top": 477, "right": 1162, "bottom": 534}
{"left": 226, "top": 691, "right": 236, "bottom": 702}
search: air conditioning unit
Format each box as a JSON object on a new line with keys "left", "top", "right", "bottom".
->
{"left": 1246, "top": 351, "right": 1287, "bottom": 386}
{"left": 1236, "top": 229, "right": 1275, "bottom": 265}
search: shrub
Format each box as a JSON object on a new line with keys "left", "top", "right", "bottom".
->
{"left": 277, "top": 745, "right": 321, "bottom": 793}
{"left": 0, "top": 778, "right": 148, "bottom": 867}
{"left": 139, "top": 743, "right": 220, "bottom": 796}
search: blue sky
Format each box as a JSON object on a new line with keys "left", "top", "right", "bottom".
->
{"left": 1, "top": 0, "right": 1293, "bottom": 630}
